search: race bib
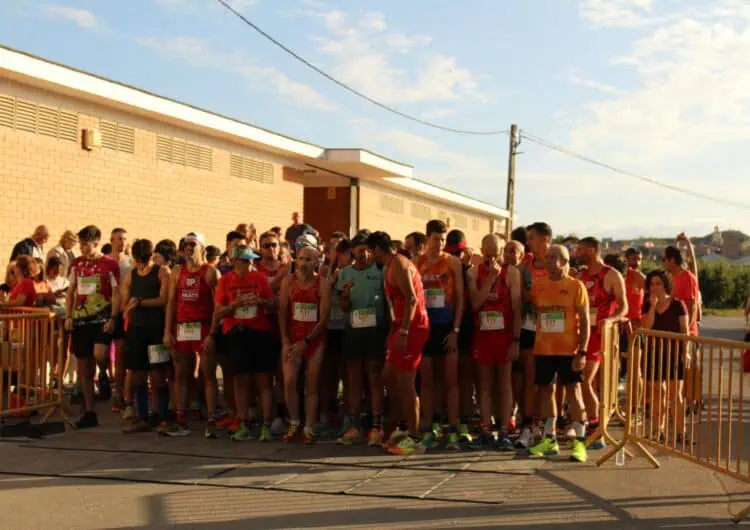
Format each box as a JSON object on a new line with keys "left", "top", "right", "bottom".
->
{"left": 425, "top": 288, "right": 445, "bottom": 309}
{"left": 522, "top": 314, "right": 536, "bottom": 331}
{"left": 480, "top": 311, "right": 504, "bottom": 331}
{"left": 78, "top": 276, "right": 99, "bottom": 296}
{"left": 177, "top": 322, "right": 202, "bottom": 342}
{"left": 352, "top": 307, "right": 377, "bottom": 329}
{"left": 293, "top": 302, "right": 317, "bottom": 322}
{"left": 589, "top": 307, "right": 598, "bottom": 326}
{"left": 148, "top": 344, "right": 171, "bottom": 364}
{"left": 234, "top": 305, "right": 258, "bottom": 320}
{"left": 540, "top": 311, "right": 565, "bottom": 333}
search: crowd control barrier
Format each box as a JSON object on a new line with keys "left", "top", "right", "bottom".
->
{"left": 598, "top": 328, "right": 750, "bottom": 523}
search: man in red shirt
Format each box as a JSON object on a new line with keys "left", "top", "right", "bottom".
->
{"left": 663, "top": 246, "right": 699, "bottom": 336}
{"left": 212, "top": 245, "right": 276, "bottom": 442}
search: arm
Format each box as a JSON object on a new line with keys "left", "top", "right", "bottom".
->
{"left": 393, "top": 258, "right": 418, "bottom": 333}
{"left": 138, "top": 267, "right": 168, "bottom": 308}
{"left": 576, "top": 288, "right": 591, "bottom": 353}
{"left": 278, "top": 276, "right": 292, "bottom": 345}
{"left": 679, "top": 235, "right": 699, "bottom": 278}
{"left": 508, "top": 266, "right": 522, "bottom": 339}
{"left": 678, "top": 312, "right": 688, "bottom": 335}
{"left": 337, "top": 271, "right": 352, "bottom": 313}
{"left": 641, "top": 302, "right": 655, "bottom": 330}
{"left": 471, "top": 264, "right": 499, "bottom": 311}
{"left": 685, "top": 273, "right": 699, "bottom": 331}
{"left": 450, "top": 256, "right": 464, "bottom": 329}
{"left": 467, "top": 267, "right": 482, "bottom": 311}
{"left": 164, "top": 267, "right": 180, "bottom": 335}
{"left": 305, "top": 279, "right": 331, "bottom": 343}
{"left": 120, "top": 271, "right": 131, "bottom": 316}
{"left": 606, "top": 269, "right": 629, "bottom": 321}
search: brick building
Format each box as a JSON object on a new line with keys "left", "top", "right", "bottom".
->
{"left": 0, "top": 46, "right": 508, "bottom": 261}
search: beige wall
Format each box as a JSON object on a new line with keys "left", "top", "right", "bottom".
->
{"left": 358, "top": 180, "right": 498, "bottom": 248}
{"left": 0, "top": 81, "right": 303, "bottom": 261}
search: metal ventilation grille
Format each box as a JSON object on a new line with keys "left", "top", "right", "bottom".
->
{"left": 101, "top": 120, "right": 135, "bottom": 153}
{"left": 157, "top": 135, "right": 213, "bottom": 171}
{"left": 230, "top": 154, "right": 274, "bottom": 184}
{"left": 410, "top": 202, "right": 431, "bottom": 219}
{"left": 379, "top": 194, "right": 404, "bottom": 214}
{"left": 454, "top": 214, "right": 468, "bottom": 229}
{"left": 0, "top": 95, "right": 79, "bottom": 141}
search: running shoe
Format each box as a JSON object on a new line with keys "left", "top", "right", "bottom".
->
{"left": 259, "top": 424, "right": 272, "bottom": 442}
{"left": 303, "top": 426, "right": 316, "bottom": 445}
{"left": 382, "top": 427, "right": 407, "bottom": 449}
{"left": 469, "top": 430, "right": 495, "bottom": 450}
{"left": 122, "top": 419, "right": 150, "bottom": 434}
{"left": 225, "top": 418, "right": 243, "bottom": 434}
{"left": 111, "top": 395, "right": 124, "bottom": 413}
{"left": 204, "top": 420, "right": 218, "bottom": 439}
{"left": 336, "top": 427, "right": 362, "bottom": 445}
{"left": 231, "top": 423, "right": 252, "bottom": 442}
{"left": 367, "top": 427, "right": 383, "bottom": 447}
{"left": 216, "top": 416, "right": 236, "bottom": 430}
{"left": 507, "top": 417, "right": 517, "bottom": 434}
{"left": 570, "top": 439, "right": 588, "bottom": 462}
{"left": 515, "top": 427, "right": 532, "bottom": 449}
{"left": 388, "top": 436, "right": 426, "bottom": 456}
{"left": 75, "top": 411, "right": 99, "bottom": 430}
{"left": 566, "top": 426, "right": 577, "bottom": 440}
{"left": 457, "top": 423, "right": 473, "bottom": 444}
{"left": 283, "top": 424, "right": 300, "bottom": 443}
{"left": 270, "top": 417, "right": 287, "bottom": 435}
{"left": 121, "top": 405, "right": 135, "bottom": 421}
{"left": 337, "top": 416, "right": 353, "bottom": 438}
{"left": 529, "top": 437, "right": 560, "bottom": 457}
{"left": 495, "top": 434, "right": 514, "bottom": 452}
{"left": 445, "top": 430, "right": 460, "bottom": 451}
{"left": 590, "top": 438, "right": 607, "bottom": 450}
{"left": 161, "top": 423, "right": 191, "bottom": 437}
{"left": 421, "top": 428, "right": 439, "bottom": 449}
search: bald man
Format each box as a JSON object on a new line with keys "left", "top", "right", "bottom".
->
{"left": 10, "top": 225, "right": 49, "bottom": 262}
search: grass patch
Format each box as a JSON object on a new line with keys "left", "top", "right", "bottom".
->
{"left": 703, "top": 308, "right": 746, "bottom": 317}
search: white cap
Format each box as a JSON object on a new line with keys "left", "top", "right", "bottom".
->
{"left": 184, "top": 232, "right": 206, "bottom": 247}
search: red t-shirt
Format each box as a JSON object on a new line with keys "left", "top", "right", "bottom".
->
{"left": 9, "top": 278, "right": 37, "bottom": 307}
{"left": 68, "top": 255, "right": 120, "bottom": 325}
{"left": 671, "top": 269, "right": 699, "bottom": 335}
{"left": 215, "top": 270, "right": 274, "bottom": 334}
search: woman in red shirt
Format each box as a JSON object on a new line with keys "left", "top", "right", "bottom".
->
{"left": 1, "top": 256, "right": 38, "bottom": 308}
{"left": 278, "top": 244, "right": 331, "bottom": 444}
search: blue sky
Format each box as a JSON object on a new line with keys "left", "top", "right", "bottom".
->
{"left": 3, "top": 0, "right": 750, "bottom": 239}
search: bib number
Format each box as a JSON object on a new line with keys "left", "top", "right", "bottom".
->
{"left": 177, "top": 322, "right": 202, "bottom": 342}
{"left": 234, "top": 305, "right": 258, "bottom": 320}
{"left": 540, "top": 312, "right": 565, "bottom": 333}
{"left": 351, "top": 307, "right": 377, "bottom": 329}
{"left": 480, "top": 311, "right": 504, "bottom": 331}
{"left": 425, "top": 288, "right": 445, "bottom": 309}
{"left": 148, "top": 345, "right": 171, "bottom": 364}
{"left": 293, "top": 302, "right": 317, "bottom": 322}
{"left": 522, "top": 314, "right": 536, "bottom": 331}
{"left": 78, "top": 276, "right": 98, "bottom": 296}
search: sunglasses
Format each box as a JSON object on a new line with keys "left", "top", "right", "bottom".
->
{"left": 262, "top": 243, "right": 279, "bottom": 249}
{"left": 185, "top": 242, "right": 197, "bottom": 248}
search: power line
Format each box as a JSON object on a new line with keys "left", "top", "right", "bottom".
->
{"left": 521, "top": 131, "right": 750, "bottom": 211}
{"left": 215, "top": 0, "right": 509, "bottom": 136}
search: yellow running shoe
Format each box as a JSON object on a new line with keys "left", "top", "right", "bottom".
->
{"left": 529, "top": 437, "right": 560, "bottom": 457}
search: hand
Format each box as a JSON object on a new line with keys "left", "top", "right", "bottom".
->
{"left": 488, "top": 259, "right": 501, "bottom": 280}
{"left": 572, "top": 354, "right": 586, "bottom": 373}
{"left": 200, "top": 335, "right": 214, "bottom": 355}
{"left": 103, "top": 318, "right": 115, "bottom": 334}
{"left": 64, "top": 317, "right": 73, "bottom": 332}
{"left": 125, "top": 298, "right": 138, "bottom": 313}
{"left": 163, "top": 332, "right": 174, "bottom": 349}
{"left": 649, "top": 294, "right": 659, "bottom": 308}
{"left": 507, "top": 341, "right": 520, "bottom": 362}
{"left": 676, "top": 232, "right": 687, "bottom": 242}
{"left": 341, "top": 281, "right": 353, "bottom": 298}
{"left": 444, "top": 331, "right": 458, "bottom": 354}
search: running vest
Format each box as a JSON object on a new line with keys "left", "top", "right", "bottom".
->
{"left": 580, "top": 264, "right": 617, "bottom": 328}
{"left": 417, "top": 252, "right": 456, "bottom": 324}
{"left": 625, "top": 268, "right": 644, "bottom": 321}
{"left": 385, "top": 259, "right": 429, "bottom": 330}
{"left": 474, "top": 264, "right": 513, "bottom": 335}
{"left": 288, "top": 275, "right": 321, "bottom": 343}
{"left": 175, "top": 264, "right": 213, "bottom": 323}
{"left": 129, "top": 266, "right": 164, "bottom": 330}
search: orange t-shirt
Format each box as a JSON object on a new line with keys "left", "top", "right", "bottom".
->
{"left": 531, "top": 275, "right": 588, "bottom": 357}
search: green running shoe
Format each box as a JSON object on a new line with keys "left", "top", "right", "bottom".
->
{"left": 529, "top": 437, "right": 560, "bottom": 457}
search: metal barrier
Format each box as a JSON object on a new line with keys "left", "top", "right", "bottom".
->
{"left": 598, "top": 328, "right": 750, "bottom": 523}
{"left": 585, "top": 318, "right": 627, "bottom": 450}
{"left": 0, "top": 307, "right": 74, "bottom": 427}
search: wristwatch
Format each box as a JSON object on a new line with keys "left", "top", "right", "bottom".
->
{"left": 577, "top": 349, "right": 587, "bottom": 357}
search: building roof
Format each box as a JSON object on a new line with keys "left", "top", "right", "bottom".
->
{"left": 0, "top": 45, "right": 507, "bottom": 218}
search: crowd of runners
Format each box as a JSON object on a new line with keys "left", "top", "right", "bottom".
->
{"left": 0, "top": 217, "right": 704, "bottom": 462}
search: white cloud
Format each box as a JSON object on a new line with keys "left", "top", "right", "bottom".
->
{"left": 570, "top": 0, "right": 750, "bottom": 162}
{"left": 567, "top": 70, "right": 624, "bottom": 95}
{"left": 137, "top": 37, "right": 336, "bottom": 111}
{"left": 296, "top": 6, "right": 487, "bottom": 105}
{"left": 579, "top": 0, "right": 655, "bottom": 28}
{"left": 41, "top": 5, "right": 99, "bottom": 29}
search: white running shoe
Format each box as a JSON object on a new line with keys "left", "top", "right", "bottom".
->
{"left": 270, "top": 417, "right": 287, "bottom": 435}
{"left": 515, "top": 427, "right": 532, "bottom": 448}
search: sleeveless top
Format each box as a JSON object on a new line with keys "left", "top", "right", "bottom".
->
{"left": 579, "top": 265, "right": 617, "bottom": 329}
{"left": 130, "top": 266, "right": 164, "bottom": 330}
{"left": 417, "top": 252, "right": 456, "bottom": 324}
{"left": 175, "top": 264, "right": 213, "bottom": 323}
{"left": 475, "top": 264, "right": 513, "bottom": 335}
{"left": 288, "top": 275, "right": 321, "bottom": 342}
{"left": 385, "top": 258, "right": 429, "bottom": 330}
{"left": 625, "top": 268, "right": 644, "bottom": 321}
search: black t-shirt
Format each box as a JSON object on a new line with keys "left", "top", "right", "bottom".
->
{"left": 643, "top": 298, "right": 687, "bottom": 356}
{"left": 284, "top": 223, "right": 314, "bottom": 247}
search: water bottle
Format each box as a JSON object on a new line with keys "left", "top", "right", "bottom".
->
{"left": 616, "top": 447, "right": 625, "bottom": 467}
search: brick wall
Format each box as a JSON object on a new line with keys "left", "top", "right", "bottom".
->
{"left": 358, "top": 180, "right": 496, "bottom": 249}
{"left": 0, "top": 81, "right": 303, "bottom": 262}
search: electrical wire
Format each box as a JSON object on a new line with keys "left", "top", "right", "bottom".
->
{"left": 215, "top": 0, "right": 509, "bottom": 136}
{"left": 521, "top": 131, "right": 750, "bottom": 210}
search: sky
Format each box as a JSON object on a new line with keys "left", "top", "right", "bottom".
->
{"left": 2, "top": 0, "right": 750, "bottom": 239}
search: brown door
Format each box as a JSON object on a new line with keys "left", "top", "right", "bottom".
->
{"left": 303, "top": 186, "right": 351, "bottom": 241}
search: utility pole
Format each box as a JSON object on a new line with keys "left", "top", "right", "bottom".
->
{"left": 505, "top": 123, "right": 520, "bottom": 240}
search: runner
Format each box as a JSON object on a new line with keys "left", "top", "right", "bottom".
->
{"left": 218, "top": 231, "right": 245, "bottom": 276}
{"left": 468, "top": 234, "right": 522, "bottom": 449}
{"left": 121, "top": 239, "right": 170, "bottom": 433}
{"left": 576, "top": 237, "right": 628, "bottom": 433}
{"left": 336, "top": 232, "right": 388, "bottom": 446}
{"left": 417, "top": 220, "right": 465, "bottom": 450}
{"left": 279, "top": 243, "right": 331, "bottom": 444}
{"left": 405, "top": 232, "right": 426, "bottom": 263}
{"left": 516, "top": 222, "right": 553, "bottom": 448}
{"left": 366, "top": 231, "right": 430, "bottom": 455}
{"left": 504, "top": 240, "right": 525, "bottom": 432}
{"left": 624, "top": 247, "right": 646, "bottom": 336}
{"left": 108, "top": 228, "right": 132, "bottom": 411}
{"left": 64, "top": 225, "right": 120, "bottom": 429}
{"left": 164, "top": 233, "right": 219, "bottom": 438}
{"left": 213, "top": 244, "right": 276, "bottom": 442}
{"left": 528, "top": 244, "right": 591, "bottom": 462}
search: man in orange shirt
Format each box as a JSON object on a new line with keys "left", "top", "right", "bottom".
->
{"left": 663, "top": 246, "right": 699, "bottom": 336}
{"left": 528, "top": 245, "right": 590, "bottom": 463}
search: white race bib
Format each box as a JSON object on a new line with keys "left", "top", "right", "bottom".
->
{"left": 480, "top": 311, "right": 504, "bottom": 331}
{"left": 352, "top": 307, "right": 377, "bottom": 329}
{"left": 234, "top": 305, "right": 258, "bottom": 320}
{"left": 78, "top": 276, "right": 98, "bottom": 296}
{"left": 177, "top": 322, "right": 202, "bottom": 342}
{"left": 540, "top": 311, "right": 565, "bottom": 333}
{"left": 522, "top": 314, "right": 536, "bottom": 331}
{"left": 425, "top": 288, "right": 445, "bottom": 309}
{"left": 293, "top": 302, "right": 317, "bottom": 322}
{"left": 148, "top": 344, "right": 171, "bottom": 364}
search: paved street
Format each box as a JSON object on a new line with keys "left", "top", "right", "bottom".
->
{"left": 0, "top": 316, "right": 748, "bottom": 529}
